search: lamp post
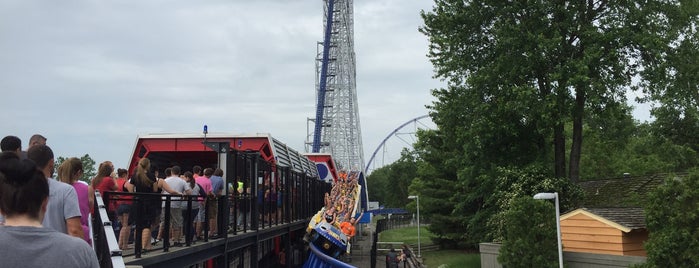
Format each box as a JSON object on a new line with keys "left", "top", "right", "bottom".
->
{"left": 533, "top": 192, "right": 563, "bottom": 268}
{"left": 407, "top": 195, "right": 420, "bottom": 258}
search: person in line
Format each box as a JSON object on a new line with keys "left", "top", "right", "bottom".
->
{"left": 92, "top": 161, "right": 117, "bottom": 220}
{"left": 154, "top": 167, "right": 170, "bottom": 243}
{"left": 124, "top": 158, "right": 181, "bottom": 254}
{"left": 208, "top": 168, "right": 224, "bottom": 235}
{"left": 27, "top": 145, "right": 84, "bottom": 239}
{"left": 0, "top": 152, "right": 99, "bottom": 267}
{"left": 14, "top": 133, "right": 46, "bottom": 160}
{"left": 57, "top": 157, "right": 92, "bottom": 245}
{"left": 194, "top": 166, "right": 212, "bottom": 238}
{"left": 115, "top": 168, "right": 133, "bottom": 250}
{"left": 182, "top": 171, "right": 201, "bottom": 242}
{"left": 28, "top": 134, "right": 47, "bottom": 148}
{"left": 1, "top": 135, "right": 22, "bottom": 156}
{"left": 162, "top": 165, "right": 190, "bottom": 246}
{"left": 0, "top": 135, "right": 24, "bottom": 224}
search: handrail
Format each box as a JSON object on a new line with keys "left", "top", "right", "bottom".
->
{"left": 93, "top": 191, "right": 126, "bottom": 268}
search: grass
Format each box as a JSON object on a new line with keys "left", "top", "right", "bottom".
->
{"left": 378, "top": 226, "right": 432, "bottom": 246}
{"left": 378, "top": 226, "right": 480, "bottom": 268}
{"left": 422, "top": 250, "right": 481, "bottom": 268}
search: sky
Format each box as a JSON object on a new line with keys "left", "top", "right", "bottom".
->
{"left": 0, "top": 0, "right": 443, "bottom": 171}
{"left": 0, "top": 1, "right": 651, "bottom": 173}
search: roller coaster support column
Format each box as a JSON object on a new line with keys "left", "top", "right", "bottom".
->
{"left": 311, "top": 0, "right": 336, "bottom": 153}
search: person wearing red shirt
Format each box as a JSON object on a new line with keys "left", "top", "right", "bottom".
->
{"left": 115, "top": 168, "right": 133, "bottom": 250}
{"left": 91, "top": 161, "right": 117, "bottom": 219}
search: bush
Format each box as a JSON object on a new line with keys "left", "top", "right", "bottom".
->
{"left": 487, "top": 165, "right": 583, "bottom": 241}
{"left": 498, "top": 197, "right": 560, "bottom": 268}
{"left": 639, "top": 170, "right": 699, "bottom": 267}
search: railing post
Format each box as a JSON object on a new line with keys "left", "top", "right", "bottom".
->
{"left": 185, "top": 196, "right": 193, "bottom": 246}
{"left": 163, "top": 196, "right": 171, "bottom": 252}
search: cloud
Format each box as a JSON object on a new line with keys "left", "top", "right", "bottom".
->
{"left": 0, "top": 0, "right": 441, "bottom": 171}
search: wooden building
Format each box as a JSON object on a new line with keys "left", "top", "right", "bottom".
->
{"left": 561, "top": 207, "right": 647, "bottom": 256}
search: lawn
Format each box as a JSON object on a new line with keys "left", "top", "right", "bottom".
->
{"left": 378, "top": 226, "right": 481, "bottom": 268}
{"left": 422, "top": 250, "right": 481, "bottom": 268}
{"left": 378, "top": 226, "right": 432, "bottom": 246}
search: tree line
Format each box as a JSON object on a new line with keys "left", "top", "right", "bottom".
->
{"left": 369, "top": 0, "right": 697, "bottom": 265}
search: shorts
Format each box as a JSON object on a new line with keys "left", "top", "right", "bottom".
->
{"left": 207, "top": 198, "right": 218, "bottom": 218}
{"left": 196, "top": 206, "right": 206, "bottom": 222}
{"left": 162, "top": 207, "right": 183, "bottom": 228}
{"left": 117, "top": 204, "right": 131, "bottom": 216}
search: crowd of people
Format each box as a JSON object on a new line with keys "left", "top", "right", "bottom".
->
{"left": 0, "top": 134, "right": 99, "bottom": 267}
{"left": 0, "top": 134, "right": 227, "bottom": 261}
{"left": 120, "top": 161, "right": 226, "bottom": 253}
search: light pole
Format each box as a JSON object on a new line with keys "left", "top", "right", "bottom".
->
{"left": 533, "top": 192, "right": 563, "bottom": 268}
{"left": 407, "top": 195, "right": 420, "bottom": 258}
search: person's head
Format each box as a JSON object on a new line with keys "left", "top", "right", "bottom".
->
{"left": 98, "top": 161, "right": 114, "bottom": 177}
{"left": 27, "top": 144, "right": 54, "bottom": 178}
{"left": 203, "top": 168, "right": 214, "bottom": 177}
{"left": 58, "top": 157, "right": 82, "bottom": 184}
{"left": 192, "top": 165, "right": 202, "bottom": 176}
{"left": 183, "top": 171, "right": 195, "bottom": 188}
{"left": 170, "top": 166, "right": 181, "bottom": 176}
{"left": 28, "top": 134, "right": 47, "bottom": 148}
{"left": 92, "top": 161, "right": 114, "bottom": 188}
{"left": 117, "top": 168, "right": 128, "bottom": 178}
{"left": 164, "top": 167, "right": 172, "bottom": 177}
{"left": 214, "top": 168, "right": 223, "bottom": 177}
{"left": 1, "top": 135, "right": 21, "bottom": 154}
{"left": 134, "top": 158, "right": 152, "bottom": 185}
{"left": 0, "top": 152, "right": 49, "bottom": 221}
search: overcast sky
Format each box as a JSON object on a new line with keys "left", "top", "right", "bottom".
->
{"left": 0, "top": 1, "right": 651, "bottom": 173}
{"left": 0, "top": 0, "right": 444, "bottom": 171}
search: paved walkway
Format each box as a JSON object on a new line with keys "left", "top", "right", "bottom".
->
{"left": 344, "top": 223, "right": 388, "bottom": 268}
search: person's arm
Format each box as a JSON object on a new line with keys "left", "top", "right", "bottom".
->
{"left": 158, "top": 179, "right": 182, "bottom": 195}
{"left": 125, "top": 180, "right": 135, "bottom": 192}
{"left": 66, "top": 217, "right": 84, "bottom": 239}
{"left": 88, "top": 185, "right": 95, "bottom": 212}
{"left": 64, "top": 186, "right": 84, "bottom": 238}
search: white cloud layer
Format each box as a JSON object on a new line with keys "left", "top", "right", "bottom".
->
{"left": 1, "top": 0, "right": 442, "bottom": 171}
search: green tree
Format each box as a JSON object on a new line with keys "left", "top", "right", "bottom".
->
{"left": 487, "top": 166, "right": 583, "bottom": 241}
{"left": 498, "top": 197, "right": 559, "bottom": 268}
{"left": 641, "top": 170, "right": 699, "bottom": 267}
{"left": 411, "top": 129, "right": 466, "bottom": 248}
{"left": 366, "top": 149, "right": 419, "bottom": 208}
{"left": 640, "top": 2, "right": 699, "bottom": 141}
{"left": 367, "top": 165, "right": 390, "bottom": 205}
{"left": 417, "top": 0, "right": 692, "bottom": 248}
{"left": 54, "top": 154, "right": 96, "bottom": 183}
{"left": 420, "top": 0, "right": 691, "bottom": 182}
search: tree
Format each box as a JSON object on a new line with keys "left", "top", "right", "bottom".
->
{"left": 487, "top": 166, "right": 583, "bottom": 241}
{"left": 366, "top": 149, "right": 419, "bottom": 208}
{"left": 54, "top": 154, "right": 96, "bottom": 183}
{"left": 641, "top": 170, "right": 699, "bottom": 267}
{"left": 411, "top": 129, "right": 466, "bottom": 247}
{"left": 420, "top": 0, "right": 692, "bottom": 182}
{"left": 498, "top": 197, "right": 559, "bottom": 268}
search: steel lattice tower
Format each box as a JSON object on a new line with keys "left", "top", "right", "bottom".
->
{"left": 307, "top": 0, "right": 365, "bottom": 171}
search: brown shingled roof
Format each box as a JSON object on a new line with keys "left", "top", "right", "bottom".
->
{"left": 584, "top": 207, "right": 647, "bottom": 230}
{"left": 577, "top": 173, "right": 681, "bottom": 207}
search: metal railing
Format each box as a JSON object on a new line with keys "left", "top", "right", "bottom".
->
{"left": 92, "top": 191, "right": 125, "bottom": 268}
